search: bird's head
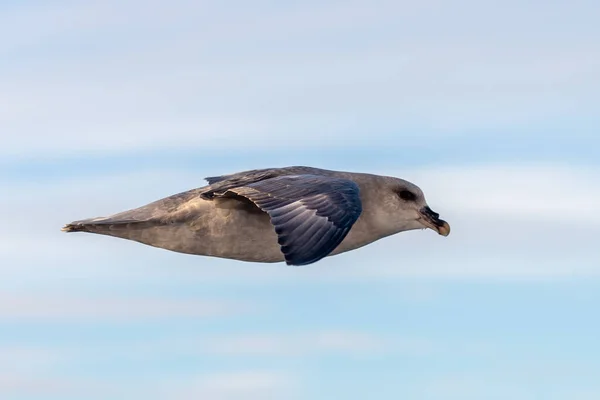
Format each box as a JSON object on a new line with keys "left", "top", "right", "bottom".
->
{"left": 374, "top": 176, "right": 451, "bottom": 237}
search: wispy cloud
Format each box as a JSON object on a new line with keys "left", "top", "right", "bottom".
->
{"left": 169, "top": 371, "right": 296, "bottom": 400}
{"left": 0, "top": 330, "right": 427, "bottom": 399}
{"left": 2, "top": 1, "right": 598, "bottom": 159}
{"left": 0, "top": 293, "right": 252, "bottom": 321}
{"left": 0, "top": 370, "right": 295, "bottom": 400}
{"left": 155, "top": 331, "right": 434, "bottom": 357}
{"left": 0, "top": 331, "right": 488, "bottom": 399}
{"left": 0, "top": 331, "right": 434, "bottom": 364}
{"left": 402, "top": 163, "right": 600, "bottom": 223}
{"left": 421, "top": 374, "right": 527, "bottom": 400}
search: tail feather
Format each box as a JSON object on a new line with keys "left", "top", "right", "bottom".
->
{"left": 61, "top": 216, "right": 150, "bottom": 233}
{"left": 61, "top": 224, "right": 86, "bottom": 233}
{"left": 61, "top": 188, "right": 204, "bottom": 235}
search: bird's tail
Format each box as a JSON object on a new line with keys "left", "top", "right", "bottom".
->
{"left": 61, "top": 223, "right": 88, "bottom": 233}
{"left": 61, "top": 215, "right": 149, "bottom": 234}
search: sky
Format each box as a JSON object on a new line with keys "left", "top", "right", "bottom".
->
{"left": 1, "top": 0, "right": 599, "bottom": 399}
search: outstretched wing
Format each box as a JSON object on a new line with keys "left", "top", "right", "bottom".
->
{"left": 203, "top": 166, "right": 325, "bottom": 194}
{"left": 204, "top": 168, "right": 279, "bottom": 186}
{"left": 222, "top": 174, "right": 363, "bottom": 266}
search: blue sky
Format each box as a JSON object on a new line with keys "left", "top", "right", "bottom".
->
{"left": 1, "top": 0, "right": 599, "bottom": 399}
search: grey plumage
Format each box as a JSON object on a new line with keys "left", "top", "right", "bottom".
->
{"left": 62, "top": 166, "right": 450, "bottom": 266}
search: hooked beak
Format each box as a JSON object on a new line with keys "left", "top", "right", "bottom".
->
{"left": 419, "top": 206, "right": 451, "bottom": 236}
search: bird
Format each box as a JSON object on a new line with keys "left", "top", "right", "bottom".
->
{"left": 62, "top": 166, "right": 450, "bottom": 266}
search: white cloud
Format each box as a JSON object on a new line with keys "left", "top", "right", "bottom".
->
{"left": 0, "top": 374, "right": 84, "bottom": 397}
{"left": 0, "top": 347, "right": 64, "bottom": 378}
{"left": 419, "top": 366, "right": 600, "bottom": 400}
{"left": 400, "top": 163, "right": 600, "bottom": 223}
{"left": 171, "top": 331, "right": 433, "bottom": 357}
{"left": 0, "top": 330, "right": 441, "bottom": 392}
{"left": 0, "top": 331, "right": 489, "bottom": 399}
{"left": 173, "top": 371, "right": 296, "bottom": 400}
{"left": 168, "top": 371, "right": 296, "bottom": 400}
{"left": 421, "top": 374, "right": 527, "bottom": 400}
{"left": 0, "top": 331, "right": 432, "bottom": 362}
{"left": 1, "top": 0, "right": 598, "bottom": 159}
{"left": 0, "top": 331, "right": 428, "bottom": 399}
{"left": 0, "top": 370, "right": 295, "bottom": 400}
{"left": 0, "top": 293, "right": 252, "bottom": 321}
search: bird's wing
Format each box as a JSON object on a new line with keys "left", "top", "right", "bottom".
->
{"left": 203, "top": 166, "right": 323, "bottom": 192}
{"left": 211, "top": 174, "right": 363, "bottom": 266}
{"left": 204, "top": 168, "right": 279, "bottom": 186}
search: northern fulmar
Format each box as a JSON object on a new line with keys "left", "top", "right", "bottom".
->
{"left": 62, "top": 166, "right": 450, "bottom": 266}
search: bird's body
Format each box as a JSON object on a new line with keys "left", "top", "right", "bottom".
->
{"left": 62, "top": 166, "right": 450, "bottom": 265}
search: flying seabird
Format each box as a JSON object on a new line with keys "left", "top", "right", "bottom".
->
{"left": 62, "top": 166, "right": 450, "bottom": 266}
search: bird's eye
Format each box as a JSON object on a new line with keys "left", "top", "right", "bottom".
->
{"left": 398, "top": 190, "right": 416, "bottom": 201}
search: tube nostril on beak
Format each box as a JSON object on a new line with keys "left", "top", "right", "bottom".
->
{"left": 423, "top": 206, "right": 439, "bottom": 219}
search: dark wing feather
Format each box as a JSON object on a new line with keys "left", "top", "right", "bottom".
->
{"left": 203, "top": 166, "right": 325, "bottom": 194}
{"left": 225, "top": 174, "right": 362, "bottom": 266}
{"left": 203, "top": 168, "right": 280, "bottom": 192}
